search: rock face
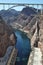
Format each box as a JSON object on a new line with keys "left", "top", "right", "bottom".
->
{"left": 31, "top": 16, "right": 43, "bottom": 52}
{"left": 21, "top": 7, "right": 37, "bottom": 16}
{"left": 38, "top": 16, "right": 43, "bottom": 53}
{"left": 11, "top": 7, "right": 38, "bottom": 30}
{"left": 0, "top": 16, "right": 17, "bottom": 57}
{"left": 0, "top": 9, "right": 20, "bottom": 24}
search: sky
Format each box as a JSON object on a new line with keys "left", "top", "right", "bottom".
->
{"left": 0, "top": 0, "right": 43, "bottom": 11}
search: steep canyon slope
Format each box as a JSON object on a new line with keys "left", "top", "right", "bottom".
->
{"left": 0, "top": 16, "right": 17, "bottom": 57}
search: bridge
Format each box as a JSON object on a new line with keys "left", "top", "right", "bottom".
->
{"left": 0, "top": 3, "right": 43, "bottom": 65}
{"left": 0, "top": 3, "right": 43, "bottom": 14}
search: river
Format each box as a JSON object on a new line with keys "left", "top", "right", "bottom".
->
{"left": 14, "top": 30, "right": 31, "bottom": 65}
{"left": 0, "top": 30, "right": 31, "bottom": 65}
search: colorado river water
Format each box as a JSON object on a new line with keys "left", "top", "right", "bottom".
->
{"left": 14, "top": 30, "right": 31, "bottom": 65}
{"left": 0, "top": 30, "right": 31, "bottom": 65}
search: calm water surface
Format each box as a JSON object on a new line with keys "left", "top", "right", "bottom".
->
{"left": 0, "top": 30, "right": 31, "bottom": 65}
{"left": 14, "top": 30, "right": 31, "bottom": 65}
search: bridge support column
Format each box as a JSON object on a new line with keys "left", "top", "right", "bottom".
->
{"left": 8, "top": 5, "right": 10, "bottom": 9}
{"left": 41, "top": 5, "right": 43, "bottom": 15}
{"left": 37, "top": 5, "right": 39, "bottom": 14}
{"left": 3, "top": 4, "right": 5, "bottom": 10}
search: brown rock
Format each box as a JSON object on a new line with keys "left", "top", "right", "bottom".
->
{"left": 38, "top": 42, "right": 43, "bottom": 52}
{"left": 0, "top": 16, "right": 17, "bottom": 57}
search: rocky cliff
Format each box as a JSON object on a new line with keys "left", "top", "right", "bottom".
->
{"left": 0, "top": 16, "right": 17, "bottom": 57}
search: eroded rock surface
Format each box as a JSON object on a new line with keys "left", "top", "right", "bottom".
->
{"left": 0, "top": 16, "right": 17, "bottom": 57}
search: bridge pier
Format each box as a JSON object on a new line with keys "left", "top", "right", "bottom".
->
{"left": 41, "top": 5, "right": 43, "bottom": 15}
{"left": 37, "top": 5, "right": 39, "bottom": 14}
{"left": 3, "top": 4, "right": 5, "bottom": 10}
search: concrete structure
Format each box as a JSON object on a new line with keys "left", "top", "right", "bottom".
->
{"left": 0, "top": 3, "right": 43, "bottom": 14}
{"left": 27, "top": 48, "right": 42, "bottom": 65}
